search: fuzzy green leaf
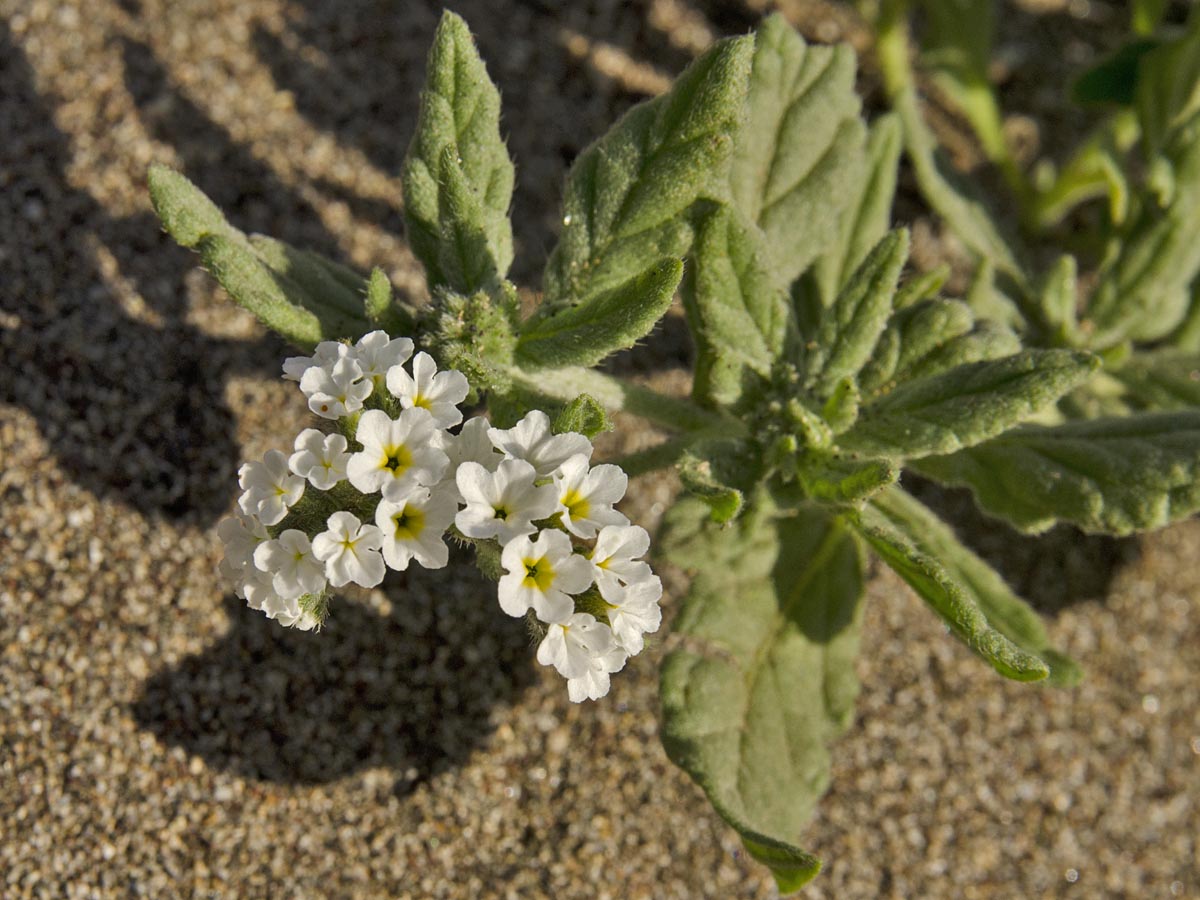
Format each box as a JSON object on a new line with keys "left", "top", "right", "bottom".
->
{"left": 551, "top": 393, "right": 611, "bottom": 439}
{"left": 403, "top": 11, "right": 515, "bottom": 293}
{"left": 543, "top": 36, "right": 753, "bottom": 308}
{"left": 679, "top": 454, "right": 744, "bottom": 524}
{"left": 809, "top": 113, "right": 902, "bottom": 304}
{"left": 1135, "top": 12, "right": 1200, "bottom": 158}
{"left": 796, "top": 456, "right": 899, "bottom": 505}
{"left": 858, "top": 297, "right": 1021, "bottom": 397}
{"left": 840, "top": 350, "right": 1098, "bottom": 459}
{"left": 891, "top": 85, "right": 1029, "bottom": 291}
{"left": 913, "top": 411, "right": 1200, "bottom": 535}
{"left": 1072, "top": 40, "right": 1158, "bottom": 107}
{"left": 149, "top": 166, "right": 369, "bottom": 346}
{"left": 803, "top": 230, "right": 908, "bottom": 397}
{"left": 196, "top": 234, "right": 326, "bottom": 349}
{"left": 1114, "top": 351, "right": 1200, "bottom": 409}
{"left": 730, "top": 15, "right": 865, "bottom": 285}
{"left": 682, "top": 207, "right": 790, "bottom": 408}
{"left": 364, "top": 267, "right": 415, "bottom": 335}
{"left": 1085, "top": 114, "right": 1200, "bottom": 346}
{"left": 660, "top": 500, "right": 864, "bottom": 894}
{"left": 855, "top": 488, "right": 1059, "bottom": 682}
{"left": 516, "top": 258, "right": 682, "bottom": 369}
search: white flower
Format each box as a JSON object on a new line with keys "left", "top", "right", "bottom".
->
{"left": 374, "top": 484, "right": 457, "bottom": 571}
{"left": 588, "top": 524, "right": 654, "bottom": 594}
{"left": 346, "top": 408, "right": 448, "bottom": 501}
{"left": 353, "top": 331, "right": 413, "bottom": 384}
{"left": 488, "top": 410, "right": 592, "bottom": 477}
{"left": 386, "top": 351, "right": 470, "bottom": 428}
{"left": 237, "top": 450, "right": 305, "bottom": 526}
{"left": 497, "top": 529, "right": 593, "bottom": 623}
{"left": 536, "top": 613, "right": 628, "bottom": 703}
{"left": 282, "top": 340, "right": 348, "bottom": 382}
{"left": 441, "top": 416, "right": 502, "bottom": 473}
{"left": 288, "top": 429, "right": 352, "bottom": 490}
{"left": 455, "top": 459, "right": 557, "bottom": 543}
{"left": 217, "top": 510, "right": 270, "bottom": 573}
{"left": 299, "top": 355, "right": 372, "bottom": 419}
{"left": 552, "top": 454, "right": 629, "bottom": 538}
{"left": 312, "top": 511, "right": 386, "bottom": 588}
{"left": 253, "top": 529, "right": 328, "bottom": 600}
{"left": 242, "top": 569, "right": 318, "bottom": 630}
{"left": 599, "top": 575, "right": 663, "bottom": 655}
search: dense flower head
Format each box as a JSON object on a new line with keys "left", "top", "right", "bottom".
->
{"left": 217, "top": 330, "right": 662, "bottom": 702}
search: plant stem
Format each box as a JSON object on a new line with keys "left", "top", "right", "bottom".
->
{"left": 614, "top": 435, "right": 696, "bottom": 477}
{"left": 505, "top": 364, "right": 738, "bottom": 437}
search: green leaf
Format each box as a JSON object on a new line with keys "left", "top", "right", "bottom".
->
{"left": 1135, "top": 12, "right": 1200, "bottom": 158}
{"left": 913, "top": 410, "right": 1200, "bottom": 534}
{"left": 682, "top": 207, "right": 790, "bottom": 408}
{"left": 858, "top": 297, "right": 1021, "bottom": 396}
{"left": 730, "top": 15, "right": 866, "bottom": 285}
{"left": 840, "top": 350, "right": 1098, "bottom": 459}
{"left": 1072, "top": 39, "right": 1159, "bottom": 107}
{"left": 1132, "top": 0, "right": 1168, "bottom": 35}
{"left": 854, "top": 488, "right": 1055, "bottom": 682}
{"left": 551, "top": 393, "right": 611, "bottom": 439}
{"left": 890, "top": 84, "right": 1029, "bottom": 291}
{"left": 809, "top": 113, "right": 902, "bottom": 304}
{"left": 1031, "top": 114, "right": 1134, "bottom": 229}
{"left": 543, "top": 36, "right": 753, "bottom": 307}
{"left": 795, "top": 455, "right": 899, "bottom": 505}
{"left": 915, "top": 0, "right": 994, "bottom": 105}
{"left": 660, "top": 499, "right": 864, "bottom": 893}
{"left": 679, "top": 454, "right": 744, "bottom": 524}
{"left": 248, "top": 235, "right": 363, "bottom": 319}
{"left": 196, "top": 235, "right": 325, "bottom": 349}
{"left": 893, "top": 264, "right": 951, "bottom": 308}
{"left": 364, "top": 267, "right": 416, "bottom": 335}
{"left": 149, "top": 166, "right": 369, "bottom": 346}
{"left": 1037, "top": 254, "right": 1080, "bottom": 345}
{"left": 516, "top": 258, "right": 682, "bottom": 369}
{"left": 148, "top": 164, "right": 236, "bottom": 247}
{"left": 802, "top": 230, "right": 908, "bottom": 398}
{"left": 402, "top": 11, "right": 515, "bottom": 294}
{"left": 1085, "top": 113, "right": 1200, "bottom": 346}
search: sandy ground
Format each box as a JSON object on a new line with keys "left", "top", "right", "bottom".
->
{"left": 2, "top": 0, "right": 1197, "bottom": 897}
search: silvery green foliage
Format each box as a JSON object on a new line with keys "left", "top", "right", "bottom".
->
{"left": 874, "top": 0, "right": 1200, "bottom": 538}
{"left": 149, "top": 9, "right": 1186, "bottom": 893}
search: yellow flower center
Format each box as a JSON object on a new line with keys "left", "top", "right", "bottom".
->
{"left": 412, "top": 394, "right": 432, "bottom": 410}
{"left": 381, "top": 443, "right": 413, "bottom": 474}
{"left": 561, "top": 488, "right": 590, "bottom": 521}
{"left": 391, "top": 505, "right": 425, "bottom": 541}
{"left": 522, "top": 556, "right": 556, "bottom": 592}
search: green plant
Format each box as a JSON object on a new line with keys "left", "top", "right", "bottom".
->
{"left": 148, "top": 10, "right": 1199, "bottom": 891}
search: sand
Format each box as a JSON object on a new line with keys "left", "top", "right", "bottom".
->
{"left": 2, "top": 0, "right": 1196, "bottom": 897}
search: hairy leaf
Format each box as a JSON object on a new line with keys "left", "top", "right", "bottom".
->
{"left": 403, "top": 11, "right": 515, "bottom": 293}
{"left": 914, "top": 410, "right": 1200, "bottom": 534}
{"left": 796, "top": 455, "right": 899, "bottom": 505}
{"left": 840, "top": 350, "right": 1097, "bottom": 459}
{"left": 857, "top": 298, "right": 1020, "bottom": 397}
{"left": 682, "top": 207, "right": 790, "bottom": 408}
{"left": 1072, "top": 39, "right": 1158, "bottom": 106}
{"left": 542, "top": 36, "right": 753, "bottom": 307}
{"left": 803, "top": 230, "right": 908, "bottom": 398}
{"left": 730, "top": 15, "right": 866, "bottom": 285}
{"left": 551, "top": 393, "right": 611, "bottom": 439}
{"left": 148, "top": 166, "right": 368, "bottom": 347}
{"left": 1121, "top": 351, "right": 1200, "bottom": 411}
{"left": 365, "top": 267, "right": 416, "bottom": 335}
{"left": 809, "top": 113, "right": 902, "bottom": 304}
{"left": 855, "top": 487, "right": 1064, "bottom": 681}
{"left": 660, "top": 499, "right": 864, "bottom": 893}
{"left": 890, "top": 84, "right": 1029, "bottom": 290}
{"left": 1135, "top": 12, "right": 1200, "bottom": 158}
{"left": 516, "top": 258, "right": 682, "bottom": 369}
{"left": 1086, "top": 113, "right": 1200, "bottom": 346}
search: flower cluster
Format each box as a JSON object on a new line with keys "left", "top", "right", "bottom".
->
{"left": 218, "top": 331, "right": 661, "bottom": 701}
